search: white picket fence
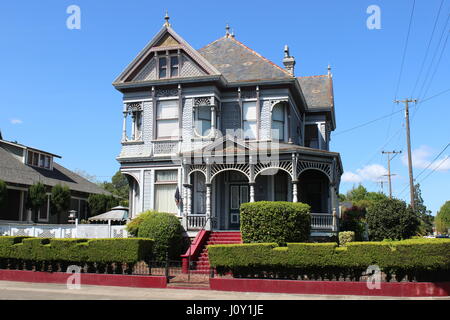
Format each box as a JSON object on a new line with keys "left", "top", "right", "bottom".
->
{"left": 0, "top": 220, "right": 128, "bottom": 239}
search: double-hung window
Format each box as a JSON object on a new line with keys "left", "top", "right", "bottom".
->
{"left": 159, "top": 57, "right": 167, "bottom": 78}
{"left": 154, "top": 170, "right": 178, "bottom": 214}
{"left": 194, "top": 105, "right": 212, "bottom": 137}
{"left": 243, "top": 101, "right": 257, "bottom": 140}
{"left": 271, "top": 103, "right": 285, "bottom": 141}
{"left": 156, "top": 100, "right": 179, "bottom": 139}
{"left": 158, "top": 54, "right": 179, "bottom": 79}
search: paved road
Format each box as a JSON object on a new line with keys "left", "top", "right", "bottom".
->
{"left": 0, "top": 281, "right": 448, "bottom": 300}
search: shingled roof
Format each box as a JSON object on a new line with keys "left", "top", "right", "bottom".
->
{"left": 297, "top": 75, "right": 334, "bottom": 110}
{"left": 198, "top": 36, "right": 293, "bottom": 82}
{"left": 0, "top": 146, "right": 109, "bottom": 195}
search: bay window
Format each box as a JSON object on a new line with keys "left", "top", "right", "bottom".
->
{"left": 243, "top": 101, "right": 257, "bottom": 140}
{"left": 194, "top": 105, "right": 212, "bottom": 137}
{"left": 156, "top": 100, "right": 179, "bottom": 139}
{"left": 154, "top": 170, "right": 178, "bottom": 214}
{"left": 271, "top": 103, "right": 285, "bottom": 141}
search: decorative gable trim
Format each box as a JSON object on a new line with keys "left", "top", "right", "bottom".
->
{"left": 114, "top": 26, "right": 221, "bottom": 84}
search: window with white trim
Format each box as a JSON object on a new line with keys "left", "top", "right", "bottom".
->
{"left": 158, "top": 54, "right": 179, "bottom": 79}
{"left": 27, "top": 150, "right": 51, "bottom": 170}
{"left": 243, "top": 101, "right": 257, "bottom": 140}
{"left": 194, "top": 105, "right": 212, "bottom": 137}
{"left": 271, "top": 103, "right": 285, "bottom": 141}
{"left": 156, "top": 100, "right": 179, "bottom": 139}
{"left": 154, "top": 170, "right": 178, "bottom": 214}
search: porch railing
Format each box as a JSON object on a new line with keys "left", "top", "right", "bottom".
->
{"left": 187, "top": 215, "right": 207, "bottom": 230}
{"left": 186, "top": 213, "right": 336, "bottom": 232}
{"left": 310, "top": 213, "right": 334, "bottom": 231}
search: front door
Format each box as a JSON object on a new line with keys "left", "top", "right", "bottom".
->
{"left": 229, "top": 184, "right": 249, "bottom": 230}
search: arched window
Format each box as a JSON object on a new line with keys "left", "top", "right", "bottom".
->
{"left": 271, "top": 103, "right": 285, "bottom": 141}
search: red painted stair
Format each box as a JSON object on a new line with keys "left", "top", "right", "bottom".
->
{"left": 184, "top": 231, "right": 242, "bottom": 274}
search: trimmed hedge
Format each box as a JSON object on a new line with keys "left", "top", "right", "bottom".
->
{"left": 0, "top": 236, "right": 153, "bottom": 272}
{"left": 240, "top": 201, "right": 311, "bottom": 245}
{"left": 208, "top": 239, "right": 450, "bottom": 282}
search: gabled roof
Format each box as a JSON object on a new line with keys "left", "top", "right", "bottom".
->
{"left": 113, "top": 25, "right": 221, "bottom": 84}
{"left": 0, "top": 146, "right": 108, "bottom": 195}
{"left": 198, "top": 36, "right": 293, "bottom": 83}
{"left": 297, "top": 75, "right": 334, "bottom": 110}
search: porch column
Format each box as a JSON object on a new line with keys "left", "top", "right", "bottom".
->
{"left": 205, "top": 183, "right": 212, "bottom": 230}
{"left": 210, "top": 105, "right": 216, "bottom": 137}
{"left": 182, "top": 184, "right": 189, "bottom": 230}
{"left": 330, "top": 184, "right": 337, "bottom": 232}
{"left": 249, "top": 183, "right": 255, "bottom": 202}
{"left": 122, "top": 108, "right": 128, "bottom": 142}
{"left": 292, "top": 181, "right": 298, "bottom": 202}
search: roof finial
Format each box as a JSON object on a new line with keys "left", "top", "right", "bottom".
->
{"left": 225, "top": 23, "right": 230, "bottom": 37}
{"left": 327, "top": 64, "right": 332, "bottom": 77}
{"left": 164, "top": 11, "right": 170, "bottom": 27}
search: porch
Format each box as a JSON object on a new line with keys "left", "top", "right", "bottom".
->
{"left": 180, "top": 141, "right": 342, "bottom": 236}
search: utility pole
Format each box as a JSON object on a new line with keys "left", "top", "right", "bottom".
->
{"left": 395, "top": 99, "right": 417, "bottom": 210}
{"left": 381, "top": 150, "right": 402, "bottom": 198}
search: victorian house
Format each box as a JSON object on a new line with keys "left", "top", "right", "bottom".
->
{"left": 114, "top": 16, "right": 343, "bottom": 237}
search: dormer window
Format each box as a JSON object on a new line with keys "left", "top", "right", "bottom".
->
{"left": 157, "top": 51, "right": 180, "bottom": 79}
{"left": 170, "top": 56, "right": 179, "bottom": 77}
{"left": 27, "top": 150, "right": 51, "bottom": 169}
{"left": 159, "top": 57, "right": 167, "bottom": 78}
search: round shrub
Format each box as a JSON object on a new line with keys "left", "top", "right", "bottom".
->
{"left": 366, "top": 198, "right": 419, "bottom": 241}
{"left": 137, "top": 210, "right": 183, "bottom": 261}
{"left": 240, "top": 201, "right": 311, "bottom": 245}
{"left": 339, "top": 231, "right": 355, "bottom": 246}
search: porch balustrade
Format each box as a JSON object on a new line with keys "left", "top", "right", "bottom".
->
{"left": 186, "top": 215, "right": 206, "bottom": 230}
{"left": 310, "top": 213, "right": 334, "bottom": 231}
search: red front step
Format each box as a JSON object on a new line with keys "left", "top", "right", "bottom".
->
{"left": 187, "top": 231, "right": 242, "bottom": 273}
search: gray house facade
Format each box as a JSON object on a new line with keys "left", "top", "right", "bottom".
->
{"left": 114, "top": 18, "right": 343, "bottom": 236}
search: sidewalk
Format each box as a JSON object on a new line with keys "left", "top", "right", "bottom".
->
{"left": 0, "top": 281, "right": 448, "bottom": 300}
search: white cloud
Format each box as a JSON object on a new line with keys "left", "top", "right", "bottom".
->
{"left": 403, "top": 145, "right": 450, "bottom": 172}
{"left": 10, "top": 119, "right": 23, "bottom": 125}
{"left": 341, "top": 171, "right": 362, "bottom": 183}
{"left": 342, "top": 164, "right": 388, "bottom": 183}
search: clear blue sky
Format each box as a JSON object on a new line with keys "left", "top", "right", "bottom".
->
{"left": 1, "top": 1, "right": 449, "bottom": 215}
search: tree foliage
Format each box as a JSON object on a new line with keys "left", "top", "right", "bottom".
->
{"left": 26, "top": 182, "right": 47, "bottom": 211}
{"left": 87, "top": 194, "right": 120, "bottom": 217}
{"left": 51, "top": 184, "right": 71, "bottom": 223}
{"left": 366, "top": 198, "right": 420, "bottom": 241}
{"left": 413, "top": 183, "right": 434, "bottom": 235}
{"left": 435, "top": 201, "right": 450, "bottom": 234}
{"left": 98, "top": 171, "right": 129, "bottom": 205}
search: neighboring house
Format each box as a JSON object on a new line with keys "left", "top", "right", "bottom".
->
{"left": 113, "top": 16, "right": 343, "bottom": 236}
{"left": 0, "top": 138, "right": 109, "bottom": 223}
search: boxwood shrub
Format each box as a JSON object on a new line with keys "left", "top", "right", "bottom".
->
{"left": 137, "top": 210, "right": 183, "bottom": 261}
{"left": 208, "top": 239, "right": 450, "bottom": 282}
{"left": 240, "top": 201, "right": 311, "bottom": 245}
{"left": 0, "top": 236, "right": 153, "bottom": 273}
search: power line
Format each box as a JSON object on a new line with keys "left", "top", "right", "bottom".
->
{"left": 397, "top": 142, "right": 450, "bottom": 196}
{"left": 334, "top": 109, "right": 404, "bottom": 136}
{"left": 416, "top": 11, "right": 450, "bottom": 102}
{"left": 410, "top": 0, "right": 445, "bottom": 97}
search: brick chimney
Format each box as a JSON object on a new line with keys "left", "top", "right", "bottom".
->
{"left": 283, "top": 45, "right": 296, "bottom": 76}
